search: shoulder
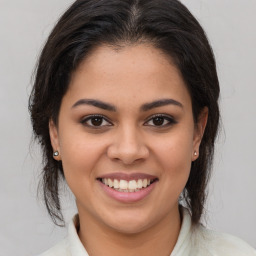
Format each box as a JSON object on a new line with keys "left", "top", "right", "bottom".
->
{"left": 192, "top": 224, "right": 256, "bottom": 256}
{"left": 37, "top": 237, "right": 71, "bottom": 256}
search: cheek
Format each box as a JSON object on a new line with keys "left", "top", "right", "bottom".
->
{"left": 158, "top": 142, "right": 192, "bottom": 180}
{"left": 59, "top": 131, "right": 107, "bottom": 182}
{"left": 154, "top": 128, "right": 194, "bottom": 165}
{"left": 152, "top": 127, "right": 194, "bottom": 188}
{"left": 59, "top": 135, "right": 108, "bottom": 206}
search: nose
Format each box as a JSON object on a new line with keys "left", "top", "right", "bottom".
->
{"left": 107, "top": 126, "right": 149, "bottom": 165}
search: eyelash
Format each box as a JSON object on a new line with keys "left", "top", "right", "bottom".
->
{"left": 80, "top": 114, "right": 177, "bottom": 128}
{"left": 80, "top": 114, "right": 112, "bottom": 128}
{"left": 144, "top": 114, "right": 177, "bottom": 127}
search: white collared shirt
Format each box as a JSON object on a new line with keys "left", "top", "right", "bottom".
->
{"left": 38, "top": 208, "right": 256, "bottom": 256}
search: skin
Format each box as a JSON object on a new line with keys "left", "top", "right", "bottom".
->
{"left": 49, "top": 44, "right": 208, "bottom": 256}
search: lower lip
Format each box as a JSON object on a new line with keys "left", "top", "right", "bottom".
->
{"left": 98, "top": 180, "right": 158, "bottom": 203}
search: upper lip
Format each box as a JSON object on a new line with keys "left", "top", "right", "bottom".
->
{"left": 97, "top": 172, "right": 158, "bottom": 181}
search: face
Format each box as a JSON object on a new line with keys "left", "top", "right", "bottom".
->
{"left": 49, "top": 44, "right": 207, "bottom": 234}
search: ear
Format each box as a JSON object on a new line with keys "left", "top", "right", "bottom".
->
{"left": 49, "top": 119, "right": 61, "bottom": 161}
{"left": 192, "top": 107, "right": 208, "bottom": 161}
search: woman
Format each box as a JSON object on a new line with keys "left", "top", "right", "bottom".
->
{"left": 29, "top": 0, "right": 256, "bottom": 255}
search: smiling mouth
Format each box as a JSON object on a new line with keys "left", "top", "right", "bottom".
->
{"left": 97, "top": 178, "right": 158, "bottom": 193}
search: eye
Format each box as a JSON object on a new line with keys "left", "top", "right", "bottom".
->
{"left": 145, "top": 114, "right": 177, "bottom": 127}
{"left": 81, "top": 115, "right": 112, "bottom": 128}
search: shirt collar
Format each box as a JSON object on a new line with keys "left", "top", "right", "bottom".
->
{"left": 170, "top": 207, "right": 193, "bottom": 255}
{"left": 68, "top": 214, "right": 89, "bottom": 256}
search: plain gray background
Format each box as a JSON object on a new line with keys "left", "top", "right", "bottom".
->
{"left": 0, "top": 0, "right": 255, "bottom": 255}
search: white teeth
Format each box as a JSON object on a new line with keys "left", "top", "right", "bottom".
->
{"left": 108, "top": 178, "right": 113, "bottom": 188}
{"left": 142, "top": 179, "right": 147, "bottom": 188}
{"left": 101, "top": 178, "right": 154, "bottom": 192}
{"left": 120, "top": 180, "right": 128, "bottom": 189}
{"left": 137, "top": 179, "right": 143, "bottom": 189}
{"left": 128, "top": 180, "right": 137, "bottom": 190}
{"left": 113, "top": 179, "right": 119, "bottom": 189}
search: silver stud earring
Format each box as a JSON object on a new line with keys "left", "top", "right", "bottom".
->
{"left": 53, "top": 151, "right": 59, "bottom": 157}
{"left": 194, "top": 151, "right": 197, "bottom": 156}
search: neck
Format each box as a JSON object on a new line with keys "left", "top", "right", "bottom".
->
{"left": 77, "top": 206, "right": 181, "bottom": 256}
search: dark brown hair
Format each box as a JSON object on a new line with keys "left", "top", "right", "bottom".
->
{"left": 29, "top": 0, "right": 220, "bottom": 226}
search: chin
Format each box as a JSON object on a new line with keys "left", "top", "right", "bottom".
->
{"left": 102, "top": 210, "right": 158, "bottom": 235}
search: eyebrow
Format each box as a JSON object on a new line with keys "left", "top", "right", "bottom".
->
{"left": 140, "top": 99, "right": 183, "bottom": 111}
{"left": 72, "top": 98, "right": 183, "bottom": 112}
{"left": 72, "top": 99, "right": 117, "bottom": 111}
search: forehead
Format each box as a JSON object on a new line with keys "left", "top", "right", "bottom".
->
{"left": 65, "top": 44, "right": 191, "bottom": 109}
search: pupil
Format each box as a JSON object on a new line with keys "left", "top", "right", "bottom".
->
{"left": 153, "top": 117, "right": 164, "bottom": 126}
{"left": 91, "top": 117, "right": 103, "bottom": 126}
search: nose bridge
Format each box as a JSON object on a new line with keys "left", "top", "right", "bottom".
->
{"left": 118, "top": 125, "right": 142, "bottom": 148}
{"left": 107, "top": 122, "right": 148, "bottom": 164}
